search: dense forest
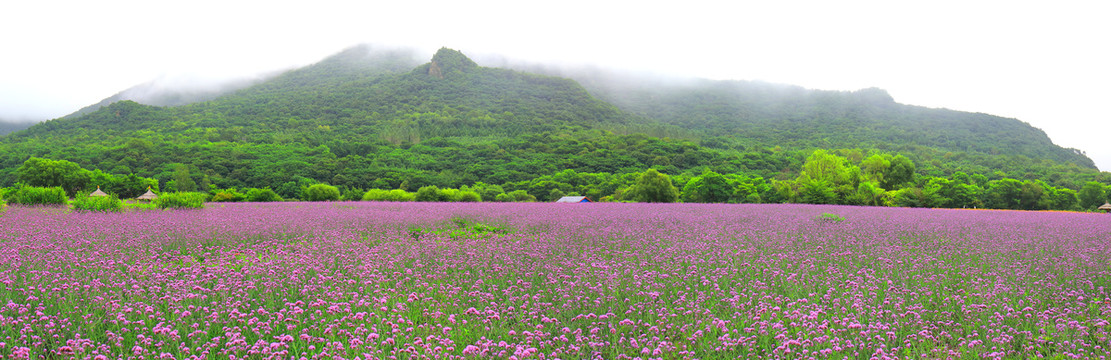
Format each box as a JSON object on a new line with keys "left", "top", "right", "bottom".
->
{"left": 1, "top": 46, "right": 1108, "bottom": 210}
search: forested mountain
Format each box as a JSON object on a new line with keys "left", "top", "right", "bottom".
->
{"left": 517, "top": 64, "right": 1096, "bottom": 176}
{"left": 0, "top": 45, "right": 1105, "bottom": 203}
{"left": 0, "top": 47, "right": 687, "bottom": 197}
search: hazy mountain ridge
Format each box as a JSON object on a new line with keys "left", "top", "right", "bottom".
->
{"left": 60, "top": 45, "right": 426, "bottom": 120}
{"left": 0, "top": 121, "right": 35, "bottom": 136}
{"left": 0, "top": 45, "right": 1102, "bottom": 193}
{"left": 61, "top": 76, "right": 267, "bottom": 120}
{"left": 44, "top": 44, "right": 1093, "bottom": 169}
{"left": 505, "top": 62, "right": 1093, "bottom": 168}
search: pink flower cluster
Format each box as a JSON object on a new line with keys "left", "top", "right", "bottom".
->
{"left": 0, "top": 203, "right": 1109, "bottom": 359}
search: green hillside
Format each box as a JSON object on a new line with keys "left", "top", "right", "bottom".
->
{"left": 0, "top": 48, "right": 703, "bottom": 197}
{"left": 0, "top": 46, "right": 1105, "bottom": 203}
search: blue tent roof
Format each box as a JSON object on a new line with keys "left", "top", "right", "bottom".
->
{"left": 556, "top": 196, "right": 592, "bottom": 203}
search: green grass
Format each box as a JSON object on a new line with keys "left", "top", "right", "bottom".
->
{"left": 152, "top": 192, "right": 207, "bottom": 209}
{"left": 407, "top": 216, "right": 513, "bottom": 241}
{"left": 4, "top": 186, "right": 67, "bottom": 206}
{"left": 816, "top": 212, "right": 846, "bottom": 222}
{"left": 72, "top": 193, "right": 123, "bottom": 212}
{"left": 122, "top": 201, "right": 159, "bottom": 211}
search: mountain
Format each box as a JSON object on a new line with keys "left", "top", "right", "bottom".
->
{"left": 0, "top": 47, "right": 690, "bottom": 196}
{"left": 508, "top": 63, "right": 1095, "bottom": 171}
{"left": 0, "top": 45, "right": 1102, "bottom": 198}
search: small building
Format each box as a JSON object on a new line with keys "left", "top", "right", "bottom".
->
{"left": 1099, "top": 203, "right": 1111, "bottom": 213}
{"left": 89, "top": 186, "right": 108, "bottom": 197}
{"left": 556, "top": 196, "right": 592, "bottom": 203}
{"left": 137, "top": 187, "right": 158, "bottom": 201}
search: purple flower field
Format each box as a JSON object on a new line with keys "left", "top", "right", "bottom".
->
{"left": 1, "top": 202, "right": 1109, "bottom": 359}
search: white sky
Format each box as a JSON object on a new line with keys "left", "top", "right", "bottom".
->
{"left": 1, "top": 0, "right": 1108, "bottom": 170}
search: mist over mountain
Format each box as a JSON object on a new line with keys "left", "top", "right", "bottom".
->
{"left": 0, "top": 120, "right": 35, "bottom": 136}
{"left": 62, "top": 45, "right": 428, "bottom": 119}
{"left": 487, "top": 58, "right": 1094, "bottom": 169}
{"left": 61, "top": 75, "right": 269, "bottom": 119}
{"left": 1, "top": 44, "right": 1104, "bottom": 200}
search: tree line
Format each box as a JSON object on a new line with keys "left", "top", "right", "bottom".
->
{"left": 6, "top": 153, "right": 1110, "bottom": 211}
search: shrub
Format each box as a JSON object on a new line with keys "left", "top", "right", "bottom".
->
{"left": 362, "top": 189, "right": 391, "bottom": 201}
{"left": 363, "top": 189, "right": 416, "bottom": 202}
{"left": 304, "top": 184, "right": 340, "bottom": 202}
{"left": 455, "top": 190, "right": 481, "bottom": 202}
{"left": 479, "top": 185, "right": 505, "bottom": 202}
{"left": 507, "top": 190, "right": 536, "bottom": 202}
{"left": 153, "top": 192, "right": 207, "bottom": 209}
{"left": 210, "top": 189, "right": 246, "bottom": 202}
{"left": 245, "top": 188, "right": 283, "bottom": 202}
{"left": 548, "top": 189, "right": 566, "bottom": 202}
{"left": 388, "top": 189, "right": 416, "bottom": 201}
{"left": 415, "top": 186, "right": 444, "bottom": 202}
{"left": 6, "top": 186, "right": 68, "bottom": 206}
{"left": 72, "top": 193, "right": 123, "bottom": 212}
{"left": 493, "top": 190, "right": 535, "bottom": 202}
{"left": 440, "top": 188, "right": 461, "bottom": 201}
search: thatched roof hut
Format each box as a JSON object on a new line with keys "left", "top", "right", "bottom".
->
{"left": 89, "top": 186, "right": 108, "bottom": 197}
{"left": 137, "top": 187, "right": 158, "bottom": 201}
{"left": 1099, "top": 203, "right": 1111, "bottom": 213}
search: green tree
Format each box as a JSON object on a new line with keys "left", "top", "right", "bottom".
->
{"left": 478, "top": 184, "right": 505, "bottom": 201}
{"left": 730, "top": 175, "right": 768, "bottom": 204}
{"left": 767, "top": 180, "right": 796, "bottom": 204}
{"left": 624, "top": 169, "right": 679, "bottom": 203}
{"left": 548, "top": 188, "right": 566, "bottom": 202}
{"left": 341, "top": 187, "right": 366, "bottom": 201}
{"left": 801, "top": 150, "right": 851, "bottom": 185}
{"left": 937, "top": 181, "right": 982, "bottom": 208}
{"left": 16, "top": 157, "right": 91, "bottom": 196}
{"left": 860, "top": 154, "right": 890, "bottom": 184}
{"left": 172, "top": 164, "right": 197, "bottom": 192}
{"left": 796, "top": 174, "right": 837, "bottom": 205}
{"left": 797, "top": 150, "right": 859, "bottom": 203}
{"left": 1078, "top": 181, "right": 1106, "bottom": 210}
{"left": 850, "top": 181, "right": 885, "bottom": 206}
{"left": 882, "top": 155, "right": 916, "bottom": 190}
{"left": 681, "top": 170, "right": 732, "bottom": 203}
{"left": 1016, "top": 180, "right": 1051, "bottom": 210}
{"left": 503, "top": 189, "right": 536, "bottom": 202}
{"left": 983, "top": 178, "right": 1024, "bottom": 209}
{"left": 1049, "top": 188, "right": 1078, "bottom": 211}
{"left": 890, "top": 187, "right": 940, "bottom": 208}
